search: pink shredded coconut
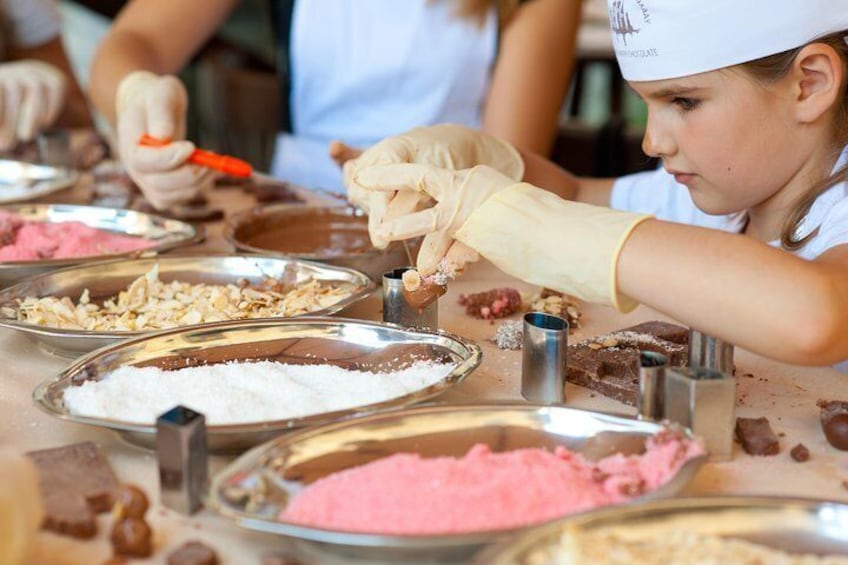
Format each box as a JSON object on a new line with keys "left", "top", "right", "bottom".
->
{"left": 281, "top": 432, "right": 704, "bottom": 535}
{"left": 0, "top": 210, "right": 154, "bottom": 261}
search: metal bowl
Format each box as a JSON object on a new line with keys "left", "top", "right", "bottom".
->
{"left": 208, "top": 404, "right": 706, "bottom": 563}
{"left": 0, "top": 159, "right": 78, "bottom": 204}
{"left": 0, "top": 203, "right": 202, "bottom": 286}
{"left": 477, "top": 496, "right": 848, "bottom": 563}
{"left": 0, "top": 254, "right": 374, "bottom": 357}
{"left": 33, "top": 317, "right": 481, "bottom": 452}
{"left": 224, "top": 203, "right": 419, "bottom": 282}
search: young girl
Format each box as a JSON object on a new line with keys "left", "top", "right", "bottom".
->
{"left": 345, "top": 0, "right": 848, "bottom": 371}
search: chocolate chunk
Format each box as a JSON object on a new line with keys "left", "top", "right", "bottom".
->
{"left": 27, "top": 442, "right": 120, "bottom": 538}
{"left": 114, "top": 484, "right": 149, "bottom": 520}
{"left": 565, "top": 321, "right": 689, "bottom": 406}
{"left": 817, "top": 399, "right": 848, "bottom": 451}
{"left": 167, "top": 541, "right": 219, "bottom": 565}
{"left": 458, "top": 287, "right": 522, "bottom": 320}
{"left": 790, "top": 443, "right": 810, "bottom": 462}
{"left": 404, "top": 280, "right": 446, "bottom": 311}
{"left": 111, "top": 517, "right": 153, "bottom": 558}
{"left": 735, "top": 417, "right": 780, "bottom": 456}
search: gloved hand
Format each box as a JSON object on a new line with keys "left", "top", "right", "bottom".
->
{"left": 342, "top": 124, "right": 525, "bottom": 248}
{"left": 0, "top": 60, "right": 66, "bottom": 151}
{"left": 355, "top": 163, "right": 652, "bottom": 312}
{"left": 0, "top": 448, "right": 43, "bottom": 565}
{"left": 116, "top": 71, "right": 212, "bottom": 210}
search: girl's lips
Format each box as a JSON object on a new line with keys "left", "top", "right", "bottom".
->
{"left": 672, "top": 172, "right": 695, "bottom": 185}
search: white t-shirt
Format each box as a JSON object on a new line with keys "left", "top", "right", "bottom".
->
{"left": 0, "top": 0, "right": 61, "bottom": 59}
{"left": 611, "top": 147, "right": 848, "bottom": 372}
{"left": 271, "top": 0, "right": 497, "bottom": 192}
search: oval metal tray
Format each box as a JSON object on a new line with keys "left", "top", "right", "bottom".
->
{"left": 224, "top": 203, "right": 419, "bottom": 282}
{"left": 34, "top": 317, "right": 480, "bottom": 452}
{"left": 0, "top": 254, "right": 374, "bottom": 357}
{"left": 208, "top": 404, "right": 706, "bottom": 562}
{"left": 477, "top": 496, "right": 848, "bottom": 563}
{"left": 0, "top": 203, "right": 202, "bottom": 286}
{"left": 0, "top": 159, "right": 78, "bottom": 204}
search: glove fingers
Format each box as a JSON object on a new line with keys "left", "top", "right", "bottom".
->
{"left": 0, "top": 82, "right": 21, "bottom": 150}
{"left": 144, "top": 76, "right": 186, "bottom": 139}
{"left": 16, "top": 76, "right": 42, "bottom": 142}
{"left": 367, "top": 191, "right": 391, "bottom": 248}
{"left": 354, "top": 163, "right": 452, "bottom": 199}
{"left": 442, "top": 241, "right": 479, "bottom": 275}
{"left": 378, "top": 206, "right": 440, "bottom": 241}
{"left": 131, "top": 141, "right": 196, "bottom": 173}
{"left": 383, "top": 189, "right": 424, "bottom": 221}
{"left": 417, "top": 230, "right": 453, "bottom": 275}
{"left": 40, "top": 68, "right": 65, "bottom": 128}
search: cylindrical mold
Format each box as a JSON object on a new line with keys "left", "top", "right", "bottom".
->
{"left": 37, "top": 128, "right": 71, "bottom": 168}
{"left": 688, "top": 328, "right": 734, "bottom": 373}
{"left": 636, "top": 350, "right": 668, "bottom": 421}
{"left": 521, "top": 312, "right": 568, "bottom": 404}
{"left": 156, "top": 405, "right": 208, "bottom": 515}
{"left": 382, "top": 267, "right": 438, "bottom": 329}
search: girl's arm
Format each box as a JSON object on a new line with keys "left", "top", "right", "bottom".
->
{"left": 482, "top": 0, "right": 582, "bottom": 155}
{"left": 88, "top": 0, "right": 238, "bottom": 125}
{"left": 617, "top": 221, "right": 848, "bottom": 365}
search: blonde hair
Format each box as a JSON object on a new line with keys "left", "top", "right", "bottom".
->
{"left": 739, "top": 32, "right": 848, "bottom": 250}
{"left": 451, "top": 0, "right": 521, "bottom": 27}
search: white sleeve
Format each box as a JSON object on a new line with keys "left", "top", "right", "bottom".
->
{"left": 3, "top": 0, "right": 61, "bottom": 49}
{"left": 807, "top": 197, "right": 848, "bottom": 257}
{"left": 610, "top": 167, "right": 743, "bottom": 231}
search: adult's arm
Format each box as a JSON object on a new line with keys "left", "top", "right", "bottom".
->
{"left": 483, "top": 0, "right": 582, "bottom": 155}
{"left": 88, "top": 0, "right": 238, "bottom": 125}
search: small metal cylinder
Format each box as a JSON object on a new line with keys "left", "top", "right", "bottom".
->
{"left": 688, "top": 328, "right": 734, "bottom": 373}
{"left": 521, "top": 312, "right": 568, "bottom": 404}
{"left": 36, "top": 129, "right": 71, "bottom": 168}
{"left": 663, "top": 366, "right": 736, "bottom": 460}
{"left": 382, "top": 267, "right": 438, "bottom": 329}
{"left": 636, "top": 350, "right": 668, "bottom": 421}
{"left": 156, "top": 405, "right": 208, "bottom": 515}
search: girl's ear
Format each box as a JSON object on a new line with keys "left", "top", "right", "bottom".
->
{"left": 791, "top": 42, "right": 844, "bottom": 124}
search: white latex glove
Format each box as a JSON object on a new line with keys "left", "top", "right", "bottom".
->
{"left": 0, "top": 60, "right": 66, "bottom": 151}
{"left": 116, "top": 71, "right": 212, "bottom": 210}
{"left": 356, "top": 163, "right": 653, "bottom": 312}
{"left": 343, "top": 124, "right": 525, "bottom": 248}
{"left": 0, "top": 448, "right": 43, "bottom": 565}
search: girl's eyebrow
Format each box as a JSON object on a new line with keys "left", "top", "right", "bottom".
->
{"left": 643, "top": 85, "right": 702, "bottom": 100}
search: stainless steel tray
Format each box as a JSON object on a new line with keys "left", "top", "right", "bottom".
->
{"left": 33, "top": 317, "right": 480, "bottom": 453}
{"left": 0, "top": 254, "right": 374, "bottom": 357}
{"left": 0, "top": 203, "right": 202, "bottom": 286}
{"left": 224, "top": 203, "right": 419, "bottom": 282}
{"left": 208, "top": 404, "right": 706, "bottom": 563}
{"left": 0, "top": 159, "right": 77, "bottom": 203}
{"left": 477, "top": 496, "right": 848, "bottom": 563}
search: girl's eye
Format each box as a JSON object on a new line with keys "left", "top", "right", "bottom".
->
{"left": 672, "top": 97, "right": 700, "bottom": 112}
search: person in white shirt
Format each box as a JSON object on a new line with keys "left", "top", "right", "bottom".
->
{"left": 345, "top": 0, "right": 848, "bottom": 371}
{"left": 87, "top": 0, "right": 580, "bottom": 210}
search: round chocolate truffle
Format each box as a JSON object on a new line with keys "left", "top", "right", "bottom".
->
{"left": 114, "top": 484, "right": 149, "bottom": 520}
{"left": 823, "top": 412, "right": 848, "bottom": 451}
{"left": 111, "top": 517, "right": 153, "bottom": 558}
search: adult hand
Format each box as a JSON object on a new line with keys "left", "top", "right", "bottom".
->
{"left": 0, "top": 60, "right": 66, "bottom": 151}
{"left": 342, "top": 124, "right": 524, "bottom": 248}
{"left": 116, "top": 71, "right": 212, "bottom": 210}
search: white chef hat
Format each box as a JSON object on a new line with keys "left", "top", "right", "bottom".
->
{"left": 607, "top": 0, "right": 848, "bottom": 81}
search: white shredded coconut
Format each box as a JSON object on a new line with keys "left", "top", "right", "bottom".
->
{"left": 63, "top": 360, "right": 456, "bottom": 425}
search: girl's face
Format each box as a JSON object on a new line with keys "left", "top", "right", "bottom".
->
{"left": 629, "top": 68, "right": 805, "bottom": 216}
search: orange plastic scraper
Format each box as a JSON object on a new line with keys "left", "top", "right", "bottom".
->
{"left": 138, "top": 134, "right": 253, "bottom": 178}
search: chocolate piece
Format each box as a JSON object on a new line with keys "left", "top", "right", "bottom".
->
{"left": 111, "top": 517, "right": 153, "bottom": 558}
{"left": 790, "top": 443, "right": 810, "bottom": 462}
{"left": 458, "top": 287, "right": 522, "bottom": 320}
{"left": 403, "top": 280, "right": 446, "bottom": 311}
{"left": 167, "top": 541, "right": 219, "bottom": 565}
{"left": 565, "top": 321, "right": 689, "bottom": 406}
{"left": 735, "top": 417, "right": 780, "bottom": 456}
{"left": 817, "top": 399, "right": 848, "bottom": 451}
{"left": 114, "top": 485, "right": 149, "bottom": 520}
{"left": 27, "top": 442, "right": 120, "bottom": 538}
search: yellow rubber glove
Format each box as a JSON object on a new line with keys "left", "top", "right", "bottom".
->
{"left": 0, "top": 60, "right": 66, "bottom": 151}
{"left": 343, "top": 124, "right": 525, "bottom": 248}
{"left": 356, "top": 164, "right": 651, "bottom": 312}
{"left": 116, "top": 71, "right": 212, "bottom": 210}
{"left": 0, "top": 448, "right": 43, "bottom": 565}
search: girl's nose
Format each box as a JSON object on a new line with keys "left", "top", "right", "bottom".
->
{"left": 641, "top": 114, "right": 675, "bottom": 158}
